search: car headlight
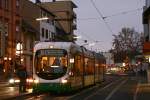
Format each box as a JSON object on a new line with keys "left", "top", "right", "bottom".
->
{"left": 15, "top": 79, "right": 20, "bottom": 83}
{"left": 9, "top": 79, "right": 15, "bottom": 84}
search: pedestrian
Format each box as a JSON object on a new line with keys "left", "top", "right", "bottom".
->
{"left": 17, "top": 64, "right": 27, "bottom": 93}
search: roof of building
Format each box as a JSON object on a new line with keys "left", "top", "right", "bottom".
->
{"left": 40, "top": 1, "right": 77, "bottom": 8}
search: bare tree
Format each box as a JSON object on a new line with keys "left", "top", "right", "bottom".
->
{"left": 112, "top": 27, "right": 143, "bottom": 63}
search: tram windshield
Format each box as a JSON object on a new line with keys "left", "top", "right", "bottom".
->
{"left": 34, "top": 49, "right": 68, "bottom": 80}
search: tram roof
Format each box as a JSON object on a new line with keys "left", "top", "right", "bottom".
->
{"left": 34, "top": 42, "right": 80, "bottom": 52}
{"left": 33, "top": 42, "right": 104, "bottom": 59}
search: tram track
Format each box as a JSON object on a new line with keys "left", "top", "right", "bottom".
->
{"left": 11, "top": 75, "right": 123, "bottom": 100}
{"left": 67, "top": 76, "right": 126, "bottom": 100}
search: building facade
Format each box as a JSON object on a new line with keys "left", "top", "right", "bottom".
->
{"left": 20, "top": 0, "right": 56, "bottom": 75}
{"left": 0, "top": 0, "right": 78, "bottom": 78}
{"left": 102, "top": 52, "right": 114, "bottom": 67}
{"left": 0, "top": 0, "right": 21, "bottom": 78}
{"left": 39, "top": 0, "right": 77, "bottom": 42}
{"left": 143, "top": 0, "right": 150, "bottom": 62}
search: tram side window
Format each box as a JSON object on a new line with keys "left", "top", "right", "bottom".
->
{"left": 84, "top": 58, "right": 94, "bottom": 75}
{"left": 75, "top": 55, "right": 83, "bottom": 76}
{"left": 89, "top": 59, "right": 94, "bottom": 74}
{"left": 95, "top": 61, "right": 100, "bottom": 75}
{"left": 84, "top": 57, "right": 89, "bottom": 75}
{"left": 100, "top": 61, "right": 104, "bottom": 75}
{"left": 88, "top": 59, "right": 94, "bottom": 75}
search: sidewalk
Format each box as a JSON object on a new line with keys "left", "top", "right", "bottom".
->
{"left": 136, "top": 76, "right": 150, "bottom": 100}
{"left": 138, "top": 83, "right": 150, "bottom": 100}
{"left": 0, "top": 82, "right": 32, "bottom": 100}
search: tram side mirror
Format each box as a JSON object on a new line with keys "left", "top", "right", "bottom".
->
{"left": 69, "top": 58, "right": 74, "bottom": 64}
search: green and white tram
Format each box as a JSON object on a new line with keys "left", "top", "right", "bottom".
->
{"left": 32, "top": 42, "right": 106, "bottom": 93}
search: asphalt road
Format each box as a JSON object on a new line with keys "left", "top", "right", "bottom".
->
{"left": 12, "top": 75, "right": 150, "bottom": 100}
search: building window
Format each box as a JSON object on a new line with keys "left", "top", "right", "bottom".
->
{"left": 16, "top": 21, "right": 20, "bottom": 32}
{"left": 42, "top": 28, "right": 44, "bottom": 38}
{"left": 30, "top": 39, "right": 33, "bottom": 50}
{"left": 24, "top": 38, "right": 27, "bottom": 50}
{"left": 16, "top": 0, "right": 19, "bottom": 7}
{"left": 51, "top": 32, "right": 55, "bottom": 39}
{"left": 16, "top": 25, "right": 19, "bottom": 32}
{"left": 46, "top": 29, "right": 48, "bottom": 39}
{"left": 52, "top": 20, "right": 54, "bottom": 25}
{"left": 4, "top": 19, "right": 9, "bottom": 37}
{"left": 49, "top": 31, "right": 52, "bottom": 38}
{"left": 42, "top": 11, "right": 47, "bottom": 17}
{"left": 4, "top": 0, "right": 9, "bottom": 10}
{"left": 0, "top": 0, "right": 2, "bottom": 8}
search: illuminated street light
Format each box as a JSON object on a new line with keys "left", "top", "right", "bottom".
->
{"left": 8, "top": 57, "right": 12, "bottom": 61}
{"left": 4, "top": 57, "right": 7, "bottom": 60}
{"left": 73, "top": 35, "right": 82, "bottom": 39}
{"left": 36, "top": 17, "right": 49, "bottom": 21}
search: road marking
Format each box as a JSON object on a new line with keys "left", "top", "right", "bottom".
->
{"left": 84, "top": 78, "right": 124, "bottom": 100}
{"left": 133, "top": 80, "right": 140, "bottom": 100}
{"left": 104, "top": 79, "right": 127, "bottom": 100}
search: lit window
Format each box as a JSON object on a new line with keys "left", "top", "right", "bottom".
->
{"left": 16, "top": 25, "right": 19, "bottom": 32}
{"left": 16, "top": 0, "right": 19, "bottom": 7}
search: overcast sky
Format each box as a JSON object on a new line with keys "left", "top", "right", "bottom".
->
{"left": 32, "top": 0, "right": 145, "bottom": 52}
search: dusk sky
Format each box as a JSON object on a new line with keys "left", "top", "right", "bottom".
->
{"left": 31, "top": 0, "right": 145, "bottom": 52}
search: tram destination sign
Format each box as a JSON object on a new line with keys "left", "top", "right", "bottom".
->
{"left": 39, "top": 49, "right": 66, "bottom": 56}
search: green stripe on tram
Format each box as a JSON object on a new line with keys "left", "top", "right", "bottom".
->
{"left": 33, "top": 83, "right": 72, "bottom": 93}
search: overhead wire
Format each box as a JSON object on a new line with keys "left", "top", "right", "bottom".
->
{"left": 77, "top": 7, "right": 142, "bottom": 21}
{"left": 75, "top": 0, "right": 143, "bottom": 51}
{"left": 102, "top": 8, "right": 142, "bottom": 19}
{"left": 90, "top": 0, "right": 114, "bottom": 34}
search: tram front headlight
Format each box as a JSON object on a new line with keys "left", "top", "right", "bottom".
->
{"left": 34, "top": 79, "right": 39, "bottom": 84}
{"left": 61, "top": 79, "right": 68, "bottom": 84}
